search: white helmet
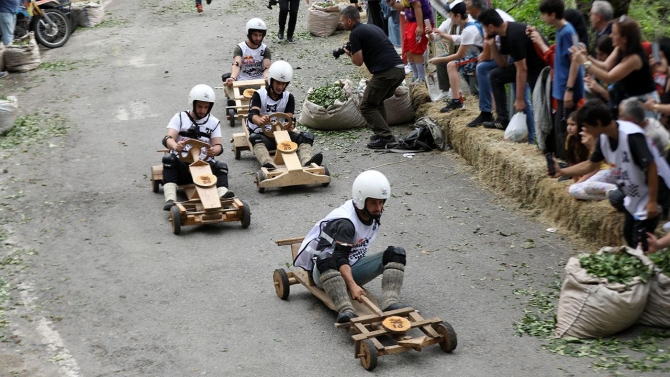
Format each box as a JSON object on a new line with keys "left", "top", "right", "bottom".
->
{"left": 188, "top": 84, "right": 216, "bottom": 117}
{"left": 246, "top": 18, "right": 267, "bottom": 39}
{"left": 269, "top": 60, "right": 293, "bottom": 83}
{"left": 352, "top": 170, "right": 391, "bottom": 210}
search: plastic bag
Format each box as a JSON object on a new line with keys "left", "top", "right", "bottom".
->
{"left": 0, "top": 96, "right": 18, "bottom": 135}
{"left": 503, "top": 112, "right": 528, "bottom": 143}
{"left": 426, "top": 71, "right": 446, "bottom": 102}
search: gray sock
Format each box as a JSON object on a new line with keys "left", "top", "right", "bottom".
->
{"left": 415, "top": 63, "right": 426, "bottom": 81}
{"left": 320, "top": 270, "right": 355, "bottom": 314}
{"left": 381, "top": 262, "right": 405, "bottom": 311}
{"left": 409, "top": 62, "right": 418, "bottom": 79}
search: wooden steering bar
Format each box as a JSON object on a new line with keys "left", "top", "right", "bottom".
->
{"left": 178, "top": 139, "right": 211, "bottom": 163}
{"left": 262, "top": 112, "right": 293, "bottom": 138}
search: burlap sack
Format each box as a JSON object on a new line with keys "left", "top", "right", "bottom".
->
{"left": 0, "top": 96, "right": 18, "bottom": 135}
{"left": 307, "top": 4, "right": 341, "bottom": 37}
{"left": 384, "top": 86, "right": 415, "bottom": 125}
{"left": 4, "top": 33, "right": 40, "bottom": 73}
{"left": 299, "top": 80, "right": 367, "bottom": 131}
{"left": 637, "top": 270, "right": 670, "bottom": 328}
{"left": 0, "top": 43, "right": 5, "bottom": 72}
{"left": 554, "top": 246, "right": 652, "bottom": 339}
{"left": 74, "top": 2, "right": 105, "bottom": 27}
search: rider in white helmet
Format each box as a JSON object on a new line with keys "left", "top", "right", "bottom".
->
{"left": 223, "top": 18, "right": 272, "bottom": 106}
{"left": 247, "top": 60, "right": 323, "bottom": 170}
{"left": 293, "top": 170, "right": 407, "bottom": 323}
{"left": 160, "top": 84, "right": 234, "bottom": 210}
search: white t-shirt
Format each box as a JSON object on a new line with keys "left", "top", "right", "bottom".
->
{"left": 458, "top": 22, "right": 484, "bottom": 47}
{"left": 167, "top": 111, "right": 222, "bottom": 161}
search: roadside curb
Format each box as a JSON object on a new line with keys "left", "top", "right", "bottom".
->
{"left": 410, "top": 85, "right": 624, "bottom": 250}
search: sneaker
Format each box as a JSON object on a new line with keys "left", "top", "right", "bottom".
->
{"left": 287, "top": 37, "right": 296, "bottom": 44}
{"left": 367, "top": 135, "right": 395, "bottom": 149}
{"left": 262, "top": 162, "right": 277, "bottom": 171}
{"left": 466, "top": 112, "right": 494, "bottom": 128}
{"left": 277, "top": 32, "right": 284, "bottom": 41}
{"left": 221, "top": 190, "right": 235, "bottom": 199}
{"left": 0, "top": 72, "right": 7, "bottom": 79}
{"left": 196, "top": 3, "right": 203, "bottom": 12}
{"left": 483, "top": 119, "right": 508, "bottom": 130}
{"left": 163, "top": 200, "right": 174, "bottom": 211}
{"left": 383, "top": 302, "right": 409, "bottom": 311}
{"left": 404, "top": 64, "right": 412, "bottom": 74}
{"left": 336, "top": 309, "right": 357, "bottom": 323}
{"left": 439, "top": 99, "right": 465, "bottom": 113}
{"left": 303, "top": 152, "right": 323, "bottom": 167}
{"left": 409, "top": 78, "right": 425, "bottom": 87}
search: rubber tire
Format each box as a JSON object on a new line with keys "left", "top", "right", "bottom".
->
{"left": 322, "top": 166, "right": 330, "bottom": 187}
{"left": 359, "top": 339, "right": 378, "bottom": 371}
{"left": 256, "top": 170, "right": 266, "bottom": 193}
{"left": 433, "top": 321, "right": 457, "bottom": 353}
{"left": 228, "top": 109, "right": 236, "bottom": 127}
{"left": 234, "top": 146, "right": 241, "bottom": 160}
{"left": 170, "top": 206, "right": 181, "bottom": 235}
{"left": 240, "top": 200, "right": 251, "bottom": 229}
{"left": 273, "top": 269, "right": 290, "bottom": 299}
{"left": 33, "top": 9, "right": 71, "bottom": 49}
{"left": 152, "top": 179, "right": 160, "bottom": 193}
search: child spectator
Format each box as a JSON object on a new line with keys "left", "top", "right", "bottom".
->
{"left": 584, "top": 36, "right": 614, "bottom": 102}
{"left": 388, "top": 0, "right": 433, "bottom": 84}
{"left": 567, "top": 126, "right": 617, "bottom": 201}
{"left": 564, "top": 112, "right": 589, "bottom": 170}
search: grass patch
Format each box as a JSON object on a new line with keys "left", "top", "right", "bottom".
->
{"left": 0, "top": 113, "right": 68, "bottom": 150}
{"left": 39, "top": 60, "right": 81, "bottom": 72}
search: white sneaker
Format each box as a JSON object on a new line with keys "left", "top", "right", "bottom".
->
{"left": 404, "top": 64, "right": 411, "bottom": 74}
{"left": 433, "top": 91, "right": 450, "bottom": 101}
{"left": 663, "top": 221, "right": 670, "bottom": 232}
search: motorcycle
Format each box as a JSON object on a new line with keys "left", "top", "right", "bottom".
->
{"left": 14, "top": 0, "right": 75, "bottom": 49}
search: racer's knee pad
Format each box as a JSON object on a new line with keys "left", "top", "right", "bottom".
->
{"left": 248, "top": 133, "right": 265, "bottom": 146}
{"left": 211, "top": 160, "right": 229, "bottom": 175}
{"left": 315, "top": 252, "right": 337, "bottom": 274}
{"left": 296, "top": 131, "right": 314, "bottom": 145}
{"left": 162, "top": 153, "right": 178, "bottom": 169}
{"left": 382, "top": 246, "right": 406, "bottom": 266}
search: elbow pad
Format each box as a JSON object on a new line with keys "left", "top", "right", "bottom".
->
{"left": 333, "top": 242, "right": 352, "bottom": 269}
{"left": 162, "top": 135, "right": 173, "bottom": 148}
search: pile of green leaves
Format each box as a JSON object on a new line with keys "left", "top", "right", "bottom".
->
{"left": 648, "top": 249, "right": 670, "bottom": 275}
{"left": 0, "top": 113, "right": 68, "bottom": 149}
{"left": 579, "top": 251, "right": 651, "bottom": 285}
{"left": 314, "top": 1, "right": 335, "bottom": 8}
{"left": 307, "top": 83, "right": 346, "bottom": 108}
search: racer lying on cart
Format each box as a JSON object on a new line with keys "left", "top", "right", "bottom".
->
{"left": 293, "top": 170, "right": 407, "bottom": 323}
{"left": 222, "top": 18, "right": 272, "bottom": 104}
{"left": 161, "top": 84, "right": 235, "bottom": 210}
{"left": 247, "top": 60, "right": 323, "bottom": 170}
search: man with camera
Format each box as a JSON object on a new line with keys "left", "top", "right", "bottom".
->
{"left": 340, "top": 5, "right": 405, "bottom": 149}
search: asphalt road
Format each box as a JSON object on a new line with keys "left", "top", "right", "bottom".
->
{"left": 0, "top": 1, "right": 667, "bottom": 376}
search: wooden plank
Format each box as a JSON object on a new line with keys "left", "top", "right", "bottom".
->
{"left": 351, "top": 318, "right": 440, "bottom": 341}
{"left": 360, "top": 296, "right": 383, "bottom": 317}
{"left": 349, "top": 307, "right": 416, "bottom": 324}
{"left": 275, "top": 236, "right": 305, "bottom": 246}
{"left": 291, "top": 244, "right": 300, "bottom": 261}
{"left": 257, "top": 169, "right": 330, "bottom": 189}
{"left": 408, "top": 311, "right": 441, "bottom": 338}
{"left": 292, "top": 270, "right": 336, "bottom": 311}
{"left": 273, "top": 131, "right": 302, "bottom": 171}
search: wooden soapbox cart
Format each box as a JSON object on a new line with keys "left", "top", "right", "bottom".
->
{"left": 224, "top": 79, "right": 266, "bottom": 127}
{"left": 272, "top": 237, "right": 457, "bottom": 371}
{"left": 150, "top": 139, "right": 251, "bottom": 235}
{"left": 230, "top": 112, "right": 330, "bottom": 193}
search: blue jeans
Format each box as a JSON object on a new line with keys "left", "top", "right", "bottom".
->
{"left": 475, "top": 59, "right": 498, "bottom": 113}
{"left": 0, "top": 12, "right": 16, "bottom": 46}
{"left": 388, "top": 14, "right": 401, "bottom": 47}
{"left": 312, "top": 252, "right": 385, "bottom": 288}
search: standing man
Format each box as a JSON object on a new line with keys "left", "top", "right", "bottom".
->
{"left": 161, "top": 85, "right": 234, "bottom": 210}
{"left": 554, "top": 100, "right": 670, "bottom": 249}
{"left": 277, "top": 0, "right": 309, "bottom": 43}
{"left": 340, "top": 6, "right": 405, "bottom": 149}
{"left": 293, "top": 170, "right": 407, "bottom": 323}
{"left": 477, "top": 9, "right": 546, "bottom": 140}
{"left": 0, "top": 0, "right": 18, "bottom": 78}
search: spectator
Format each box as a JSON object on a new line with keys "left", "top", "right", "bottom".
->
{"left": 570, "top": 15, "right": 658, "bottom": 118}
{"left": 538, "top": 0, "right": 584, "bottom": 159}
{"left": 477, "top": 9, "right": 546, "bottom": 144}
{"left": 619, "top": 97, "right": 670, "bottom": 158}
{"left": 427, "top": 1, "right": 483, "bottom": 113}
{"left": 589, "top": 1, "right": 614, "bottom": 42}
{"left": 388, "top": 0, "right": 433, "bottom": 84}
{"left": 466, "top": 0, "right": 514, "bottom": 128}
{"left": 367, "top": 0, "right": 386, "bottom": 33}
{"left": 584, "top": 36, "right": 614, "bottom": 102}
{"left": 194, "top": 0, "right": 213, "bottom": 13}
{"left": 382, "top": 0, "right": 401, "bottom": 48}
{"left": 277, "top": 0, "right": 310, "bottom": 43}
{"left": 426, "top": 0, "right": 459, "bottom": 101}
{"left": 567, "top": 125, "right": 617, "bottom": 201}
{"left": 555, "top": 99, "right": 670, "bottom": 248}
{"left": 564, "top": 111, "right": 589, "bottom": 170}
{"left": 0, "top": 0, "right": 18, "bottom": 79}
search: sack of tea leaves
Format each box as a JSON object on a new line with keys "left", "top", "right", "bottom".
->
{"left": 0, "top": 96, "right": 18, "bottom": 135}
{"left": 74, "top": 1, "right": 105, "bottom": 28}
{"left": 307, "top": 3, "right": 342, "bottom": 37}
{"left": 4, "top": 32, "right": 40, "bottom": 73}
{"left": 555, "top": 246, "right": 653, "bottom": 339}
{"left": 299, "top": 80, "right": 366, "bottom": 130}
{"left": 637, "top": 249, "right": 670, "bottom": 328}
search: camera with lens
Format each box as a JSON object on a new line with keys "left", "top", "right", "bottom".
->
{"left": 332, "top": 42, "right": 352, "bottom": 59}
{"left": 267, "top": 0, "right": 278, "bottom": 9}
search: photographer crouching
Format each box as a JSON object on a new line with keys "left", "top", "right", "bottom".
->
{"left": 339, "top": 6, "right": 405, "bottom": 149}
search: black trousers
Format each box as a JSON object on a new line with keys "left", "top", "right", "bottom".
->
{"left": 367, "top": 1, "right": 386, "bottom": 35}
{"left": 163, "top": 158, "right": 229, "bottom": 188}
{"left": 279, "top": 0, "right": 300, "bottom": 38}
{"left": 490, "top": 64, "right": 540, "bottom": 124}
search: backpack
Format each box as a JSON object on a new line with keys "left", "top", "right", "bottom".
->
{"left": 392, "top": 117, "right": 446, "bottom": 152}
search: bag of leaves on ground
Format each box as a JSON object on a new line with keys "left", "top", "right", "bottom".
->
{"left": 73, "top": 1, "right": 105, "bottom": 27}
{"left": 637, "top": 249, "right": 670, "bottom": 328}
{"left": 391, "top": 117, "right": 446, "bottom": 152}
{"left": 384, "top": 86, "right": 415, "bottom": 125}
{"left": 555, "top": 246, "right": 653, "bottom": 339}
{"left": 4, "top": 32, "right": 40, "bottom": 73}
{"left": 0, "top": 96, "right": 18, "bottom": 135}
{"left": 307, "top": 2, "right": 343, "bottom": 37}
{"left": 299, "top": 79, "right": 367, "bottom": 131}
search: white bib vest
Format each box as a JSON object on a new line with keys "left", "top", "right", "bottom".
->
{"left": 247, "top": 87, "right": 290, "bottom": 133}
{"left": 294, "top": 200, "right": 380, "bottom": 271}
{"left": 599, "top": 120, "right": 670, "bottom": 214}
{"left": 171, "top": 112, "right": 220, "bottom": 161}
{"left": 237, "top": 42, "right": 267, "bottom": 81}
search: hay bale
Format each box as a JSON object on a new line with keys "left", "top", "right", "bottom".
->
{"left": 418, "top": 97, "right": 625, "bottom": 248}
{"left": 410, "top": 84, "right": 431, "bottom": 109}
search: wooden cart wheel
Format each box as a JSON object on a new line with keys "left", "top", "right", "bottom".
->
{"left": 322, "top": 166, "right": 330, "bottom": 187}
{"left": 240, "top": 200, "right": 251, "bottom": 229}
{"left": 261, "top": 112, "right": 292, "bottom": 138}
{"left": 273, "top": 269, "right": 290, "bottom": 299}
{"left": 256, "top": 170, "right": 266, "bottom": 193}
{"left": 433, "top": 321, "right": 457, "bottom": 353}
{"left": 170, "top": 206, "right": 181, "bottom": 235}
{"left": 359, "top": 339, "right": 378, "bottom": 371}
{"left": 228, "top": 108, "right": 236, "bottom": 128}
{"left": 152, "top": 178, "right": 161, "bottom": 193}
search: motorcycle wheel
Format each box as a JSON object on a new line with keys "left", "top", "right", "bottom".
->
{"left": 32, "top": 9, "right": 71, "bottom": 49}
